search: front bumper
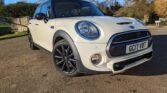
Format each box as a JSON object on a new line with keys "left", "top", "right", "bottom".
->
{"left": 75, "top": 42, "right": 153, "bottom": 74}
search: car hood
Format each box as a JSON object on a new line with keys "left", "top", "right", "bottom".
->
{"left": 71, "top": 16, "right": 134, "bottom": 25}
{"left": 70, "top": 16, "right": 146, "bottom": 32}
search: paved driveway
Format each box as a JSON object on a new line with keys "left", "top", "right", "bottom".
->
{"left": 0, "top": 28, "right": 167, "bottom": 93}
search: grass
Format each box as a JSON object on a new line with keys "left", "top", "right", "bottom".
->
{"left": 0, "top": 24, "right": 12, "bottom": 35}
{"left": 0, "top": 24, "right": 28, "bottom": 40}
{"left": 0, "top": 24, "right": 10, "bottom": 27}
{"left": 0, "top": 31, "right": 28, "bottom": 40}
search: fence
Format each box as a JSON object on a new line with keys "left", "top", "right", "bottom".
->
{"left": 155, "top": 18, "right": 167, "bottom": 27}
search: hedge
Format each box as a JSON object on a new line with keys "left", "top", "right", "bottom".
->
{"left": 0, "top": 2, "right": 37, "bottom": 18}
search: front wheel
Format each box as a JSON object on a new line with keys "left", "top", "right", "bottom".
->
{"left": 53, "top": 39, "right": 80, "bottom": 76}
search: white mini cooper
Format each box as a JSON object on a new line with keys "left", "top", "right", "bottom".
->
{"left": 28, "top": 0, "right": 153, "bottom": 76}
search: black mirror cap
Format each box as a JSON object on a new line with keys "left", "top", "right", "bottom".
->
{"left": 35, "top": 13, "right": 47, "bottom": 20}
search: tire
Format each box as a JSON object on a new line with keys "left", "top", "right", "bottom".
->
{"left": 28, "top": 33, "right": 38, "bottom": 50}
{"left": 53, "top": 39, "right": 80, "bottom": 76}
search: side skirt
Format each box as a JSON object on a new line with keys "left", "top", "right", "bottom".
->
{"left": 33, "top": 42, "right": 52, "bottom": 54}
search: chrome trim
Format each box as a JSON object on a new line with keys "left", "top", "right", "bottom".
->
{"left": 106, "top": 29, "right": 152, "bottom": 58}
{"left": 112, "top": 36, "right": 151, "bottom": 44}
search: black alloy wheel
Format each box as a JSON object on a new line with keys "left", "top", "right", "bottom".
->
{"left": 53, "top": 40, "right": 79, "bottom": 76}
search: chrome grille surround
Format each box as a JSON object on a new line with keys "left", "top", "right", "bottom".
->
{"left": 106, "top": 29, "right": 152, "bottom": 58}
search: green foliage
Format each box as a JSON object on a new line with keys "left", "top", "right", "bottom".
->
{"left": 0, "top": 2, "right": 37, "bottom": 18}
{"left": 0, "top": 24, "right": 12, "bottom": 35}
{"left": 0, "top": 5, "right": 3, "bottom": 16}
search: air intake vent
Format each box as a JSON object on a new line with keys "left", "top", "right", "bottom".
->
{"left": 112, "top": 31, "right": 151, "bottom": 43}
{"left": 117, "top": 22, "right": 132, "bottom": 25}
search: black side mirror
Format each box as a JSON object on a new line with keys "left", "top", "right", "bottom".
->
{"left": 35, "top": 13, "right": 48, "bottom": 23}
{"left": 35, "top": 13, "right": 46, "bottom": 20}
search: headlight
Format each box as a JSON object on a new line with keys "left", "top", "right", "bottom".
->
{"left": 75, "top": 21, "right": 100, "bottom": 40}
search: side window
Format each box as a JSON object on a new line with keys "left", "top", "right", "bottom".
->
{"left": 33, "top": 5, "right": 41, "bottom": 19}
{"left": 41, "top": 2, "right": 50, "bottom": 18}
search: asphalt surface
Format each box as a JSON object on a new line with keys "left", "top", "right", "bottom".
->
{"left": 0, "top": 28, "right": 167, "bottom": 93}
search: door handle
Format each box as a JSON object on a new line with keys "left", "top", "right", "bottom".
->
{"left": 35, "top": 24, "right": 39, "bottom": 26}
{"left": 50, "top": 26, "right": 54, "bottom": 29}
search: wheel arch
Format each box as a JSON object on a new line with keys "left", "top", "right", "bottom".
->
{"left": 53, "top": 30, "right": 74, "bottom": 47}
{"left": 53, "top": 30, "right": 86, "bottom": 74}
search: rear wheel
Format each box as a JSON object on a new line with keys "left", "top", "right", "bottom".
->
{"left": 28, "top": 33, "right": 38, "bottom": 50}
{"left": 53, "top": 39, "right": 80, "bottom": 76}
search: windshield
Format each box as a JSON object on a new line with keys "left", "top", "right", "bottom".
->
{"left": 54, "top": 1, "right": 104, "bottom": 18}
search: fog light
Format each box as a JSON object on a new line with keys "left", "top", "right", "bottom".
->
{"left": 113, "top": 63, "right": 125, "bottom": 71}
{"left": 91, "top": 54, "right": 102, "bottom": 65}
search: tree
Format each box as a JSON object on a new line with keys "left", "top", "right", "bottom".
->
{"left": 154, "top": 0, "right": 167, "bottom": 17}
{"left": 124, "top": 0, "right": 134, "bottom": 6}
{"left": 0, "top": 0, "right": 4, "bottom": 5}
{"left": 0, "top": 2, "right": 37, "bottom": 18}
{"left": 97, "top": 0, "right": 121, "bottom": 15}
{"left": 115, "top": 0, "right": 153, "bottom": 19}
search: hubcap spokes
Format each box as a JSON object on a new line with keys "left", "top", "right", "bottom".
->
{"left": 54, "top": 44, "right": 77, "bottom": 74}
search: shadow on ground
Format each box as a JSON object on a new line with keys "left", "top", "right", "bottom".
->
{"left": 124, "top": 35, "right": 167, "bottom": 76}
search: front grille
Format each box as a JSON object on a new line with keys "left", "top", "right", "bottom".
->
{"left": 107, "top": 30, "right": 152, "bottom": 57}
{"left": 112, "top": 31, "right": 151, "bottom": 43}
{"left": 113, "top": 52, "right": 153, "bottom": 71}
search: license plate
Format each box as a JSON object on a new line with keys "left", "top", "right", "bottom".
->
{"left": 126, "top": 41, "right": 148, "bottom": 54}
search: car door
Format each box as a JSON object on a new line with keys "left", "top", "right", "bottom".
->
{"left": 35, "top": 2, "right": 54, "bottom": 51}
{"left": 29, "top": 5, "right": 41, "bottom": 44}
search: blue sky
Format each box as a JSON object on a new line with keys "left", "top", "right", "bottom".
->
{"left": 5, "top": 0, "right": 124, "bottom": 5}
{"left": 5, "top": 0, "right": 36, "bottom": 4}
